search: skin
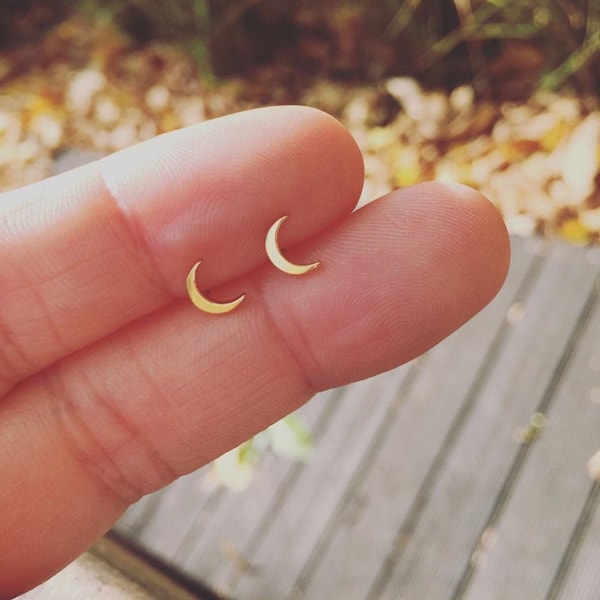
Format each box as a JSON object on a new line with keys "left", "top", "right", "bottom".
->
{"left": 0, "top": 106, "right": 510, "bottom": 598}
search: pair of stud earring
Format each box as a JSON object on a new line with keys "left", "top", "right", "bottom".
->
{"left": 186, "top": 215, "right": 320, "bottom": 314}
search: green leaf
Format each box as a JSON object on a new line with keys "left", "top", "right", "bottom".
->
{"left": 209, "top": 446, "right": 256, "bottom": 492}
{"left": 267, "top": 415, "right": 313, "bottom": 461}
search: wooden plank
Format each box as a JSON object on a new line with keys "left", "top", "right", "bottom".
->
{"left": 230, "top": 365, "right": 414, "bottom": 600}
{"left": 553, "top": 483, "right": 600, "bottom": 600}
{"left": 115, "top": 489, "right": 162, "bottom": 534}
{"left": 92, "top": 533, "right": 216, "bottom": 600}
{"left": 114, "top": 391, "right": 331, "bottom": 570}
{"left": 229, "top": 237, "right": 538, "bottom": 599}
{"left": 292, "top": 236, "right": 539, "bottom": 600}
{"left": 375, "top": 243, "right": 600, "bottom": 600}
{"left": 115, "top": 468, "right": 220, "bottom": 560}
{"left": 462, "top": 275, "right": 600, "bottom": 599}
{"left": 170, "top": 389, "right": 336, "bottom": 583}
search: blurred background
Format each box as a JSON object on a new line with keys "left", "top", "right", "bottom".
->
{"left": 2, "top": 0, "right": 598, "bottom": 95}
{"left": 1, "top": 0, "right": 599, "bottom": 241}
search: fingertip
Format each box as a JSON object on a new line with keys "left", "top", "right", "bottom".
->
{"left": 263, "top": 180, "right": 511, "bottom": 389}
{"left": 431, "top": 181, "right": 511, "bottom": 305}
{"left": 385, "top": 181, "right": 511, "bottom": 310}
{"left": 249, "top": 105, "right": 365, "bottom": 220}
{"left": 289, "top": 105, "right": 365, "bottom": 197}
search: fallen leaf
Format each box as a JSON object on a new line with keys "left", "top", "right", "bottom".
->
{"left": 560, "top": 218, "right": 591, "bottom": 245}
{"left": 587, "top": 450, "right": 600, "bottom": 481}
{"left": 560, "top": 114, "right": 600, "bottom": 204}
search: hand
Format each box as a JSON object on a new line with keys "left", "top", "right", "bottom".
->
{"left": 0, "top": 106, "right": 509, "bottom": 597}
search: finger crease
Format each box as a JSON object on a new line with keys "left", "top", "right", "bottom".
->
{"left": 98, "top": 169, "right": 174, "bottom": 301}
{"left": 49, "top": 365, "right": 178, "bottom": 506}
{"left": 256, "top": 280, "right": 321, "bottom": 397}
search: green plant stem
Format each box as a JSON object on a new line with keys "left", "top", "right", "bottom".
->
{"left": 470, "top": 22, "right": 539, "bottom": 39}
{"left": 539, "top": 30, "right": 600, "bottom": 90}
{"left": 585, "top": 0, "right": 600, "bottom": 41}
{"left": 415, "top": 0, "right": 507, "bottom": 69}
{"left": 385, "top": 0, "right": 425, "bottom": 38}
{"left": 453, "top": 0, "right": 489, "bottom": 97}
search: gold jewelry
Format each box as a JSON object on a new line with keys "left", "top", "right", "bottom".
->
{"left": 186, "top": 261, "right": 245, "bottom": 314}
{"left": 265, "top": 216, "right": 320, "bottom": 275}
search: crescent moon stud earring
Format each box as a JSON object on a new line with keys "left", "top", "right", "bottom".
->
{"left": 186, "top": 261, "right": 245, "bottom": 314}
{"left": 265, "top": 216, "right": 321, "bottom": 275}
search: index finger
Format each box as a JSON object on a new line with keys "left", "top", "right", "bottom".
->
{"left": 0, "top": 106, "right": 364, "bottom": 395}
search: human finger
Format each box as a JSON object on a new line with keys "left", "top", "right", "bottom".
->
{"left": 0, "top": 182, "right": 509, "bottom": 596}
{"left": 0, "top": 106, "right": 364, "bottom": 396}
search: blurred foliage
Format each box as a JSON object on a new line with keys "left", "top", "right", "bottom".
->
{"left": 0, "top": 0, "right": 600, "bottom": 95}
{"left": 1, "top": 0, "right": 598, "bottom": 97}
{"left": 208, "top": 414, "right": 313, "bottom": 492}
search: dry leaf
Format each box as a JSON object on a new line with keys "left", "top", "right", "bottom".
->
{"left": 587, "top": 450, "right": 600, "bottom": 481}
{"left": 560, "top": 114, "right": 600, "bottom": 204}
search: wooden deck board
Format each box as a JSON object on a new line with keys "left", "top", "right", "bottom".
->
{"left": 272, "top": 236, "right": 539, "bottom": 600}
{"left": 113, "top": 235, "right": 600, "bottom": 600}
{"left": 173, "top": 389, "right": 337, "bottom": 584}
{"left": 378, "top": 242, "right": 600, "bottom": 600}
{"left": 116, "top": 393, "right": 330, "bottom": 565}
{"left": 463, "top": 283, "right": 600, "bottom": 600}
{"left": 554, "top": 483, "right": 600, "bottom": 600}
{"left": 224, "top": 367, "right": 413, "bottom": 599}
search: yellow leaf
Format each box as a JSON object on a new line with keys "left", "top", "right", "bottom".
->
{"left": 159, "top": 111, "right": 181, "bottom": 133}
{"left": 434, "top": 160, "right": 471, "bottom": 186}
{"left": 25, "top": 94, "right": 56, "bottom": 119}
{"left": 540, "top": 120, "right": 570, "bottom": 152}
{"left": 393, "top": 164, "right": 422, "bottom": 188}
{"left": 391, "top": 147, "right": 422, "bottom": 188}
{"left": 499, "top": 140, "right": 540, "bottom": 162}
{"left": 560, "top": 114, "right": 600, "bottom": 204}
{"left": 560, "top": 219, "right": 590, "bottom": 245}
{"left": 367, "top": 127, "right": 398, "bottom": 152}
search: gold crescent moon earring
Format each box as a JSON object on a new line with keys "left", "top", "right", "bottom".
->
{"left": 186, "top": 261, "right": 245, "bottom": 314}
{"left": 265, "top": 216, "right": 321, "bottom": 275}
